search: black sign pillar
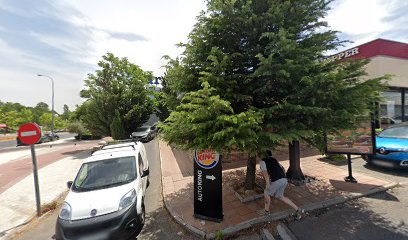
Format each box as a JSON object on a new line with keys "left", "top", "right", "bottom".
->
{"left": 193, "top": 149, "right": 223, "bottom": 222}
{"left": 344, "top": 154, "right": 357, "bottom": 183}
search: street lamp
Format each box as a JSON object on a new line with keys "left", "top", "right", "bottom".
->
{"left": 37, "top": 74, "right": 55, "bottom": 140}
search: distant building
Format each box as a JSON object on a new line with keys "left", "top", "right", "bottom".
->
{"left": 333, "top": 39, "right": 408, "bottom": 123}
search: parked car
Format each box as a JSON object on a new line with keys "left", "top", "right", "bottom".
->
{"left": 55, "top": 142, "right": 149, "bottom": 240}
{"left": 130, "top": 125, "right": 157, "bottom": 142}
{"left": 365, "top": 124, "right": 408, "bottom": 168}
{"left": 16, "top": 132, "right": 59, "bottom": 146}
{"left": 393, "top": 115, "right": 408, "bottom": 123}
{"left": 42, "top": 132, "right": 60, "bottom": 141}
{"left": 380, "top": 116, "right": 398, "bottom": 125}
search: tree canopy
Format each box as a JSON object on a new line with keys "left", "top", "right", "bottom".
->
{"left": 161, "top": 0, "right": 386, "bottom": 153}
{"left": 160, "top": 0, "right": 386, "bottom": 187}
{"left": 0, "top": 100, "right": 69, "bottom": 130}
{"left": 79, "top": 53, "right": 154, "bottom": 138}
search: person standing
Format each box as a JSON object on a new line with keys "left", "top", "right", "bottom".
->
{"left": 260, "top": 150, "right": 304, "bottom": 218}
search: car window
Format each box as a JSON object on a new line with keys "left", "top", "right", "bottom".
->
{"left": 75, "top": 164, "right": 88, "bottom": 186}
{"left": 138, "top": 153, "right": 144, "bottom": 175}
{"left": 136, "top": 127, "right": 149, "bottom": 132}
{"left": 379, "top": 126, "right": 408, "bottom": 139}
{"left": 72, "top": 156, "right": 136, "bottom": 192}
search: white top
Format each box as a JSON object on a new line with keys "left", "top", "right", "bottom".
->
{"left": 260, "top": 160, "right": 267, "bottom": 171}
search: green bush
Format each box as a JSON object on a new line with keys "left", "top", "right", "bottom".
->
{"left": 326, "top": 154, "right": 346, "bottom": 161}
{"left": 110, "top": 111, "right": 127, "bottom": 140}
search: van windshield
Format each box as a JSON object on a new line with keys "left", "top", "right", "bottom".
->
{"left": 73, "top": 156, "right": 136, "bottom": 192}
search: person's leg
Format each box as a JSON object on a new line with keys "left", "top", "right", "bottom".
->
{"left": 277, "top": 196, "right": 299, "bottom": 211}
{"left": 275, "top": 179, "right": 300, "bottom": 211}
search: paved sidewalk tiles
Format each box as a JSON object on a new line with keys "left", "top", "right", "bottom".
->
{"left": 159, "top": 141, "right": 398, "bottom": 239}
{"left": 0, "top": 142, "right": 98, "bottom": 239}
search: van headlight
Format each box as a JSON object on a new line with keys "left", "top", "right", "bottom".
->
{"left": 59, "top": 202, "right": 72, "bottom": 220}
{"left": 119, "top": 189, "right": 136, "bottom": 211}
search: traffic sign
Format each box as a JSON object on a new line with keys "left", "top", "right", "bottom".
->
{"left": 18, "top": 123, "right": 42, "bottom": 145}
{"left": 17, "top": 122, "right": 42, "bottom": 216}
{"left": 194, "top": 149, "right": 223, "bottom": 222}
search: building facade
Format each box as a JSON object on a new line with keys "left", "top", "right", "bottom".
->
{"left": 334, "top": 39, "right": 408, "bottom": 123}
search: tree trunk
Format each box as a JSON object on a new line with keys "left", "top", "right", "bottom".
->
{"left": 244, "top": 153, "right": 257, "bottom": 190}
{"left": 286, "top": 140, "right": 305, "bottom": 182}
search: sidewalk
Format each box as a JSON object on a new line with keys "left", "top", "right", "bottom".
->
{"left": 0, "top": 142, "right": 98, "bottom": 240}
{"left": 0, "top": 142, "right": 97, "bottom": 194}
{"left": 159, "top": 141, "right": 398, "bottom": 239}
{"left": 0, "top": 134, "right": 16, "bottom": 141}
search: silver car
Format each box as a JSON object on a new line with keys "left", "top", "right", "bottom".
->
{"left": 130, "top": 124, "right": 158, "bottom": 142}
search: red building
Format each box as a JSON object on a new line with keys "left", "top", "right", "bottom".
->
{"left": 333, "top": 39, "right": 408, "bottom": 123}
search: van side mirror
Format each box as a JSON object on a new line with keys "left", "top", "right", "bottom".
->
{"left": 141, "top": 169, "right": 149, "bottom": 178}
{"left": 67, "top": 181, "right": 73, "bottom": 189}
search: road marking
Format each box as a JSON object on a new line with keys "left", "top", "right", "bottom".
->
{"left": 21, "top": 131, "right": 37, "bottom": 137}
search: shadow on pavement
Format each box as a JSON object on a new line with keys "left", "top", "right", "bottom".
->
{"left": 317, "top": 157, "right": 349, "bottom": 166}
{"left": 364, "top": 190, "right": 400, "bottom": 202}
{"left": 362, "top": 162, "right": 408, "bottom": 178}
{"left": 289, "top": 201, "right": 408, "bottom": 240}
{"left": 329, "top": 179, "right": 385, "bottom": 194}
{"left": 136, "top": 207, "right": 194, "bottom": 240}
{"left": 61, "top": 149, "right": 92, "bottom": 160}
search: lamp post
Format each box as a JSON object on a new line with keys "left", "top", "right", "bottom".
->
{"left": 37, "top": 74, "right": 55, "bottom": 140}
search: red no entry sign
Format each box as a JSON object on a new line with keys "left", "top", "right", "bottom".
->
{"left": 18, "top": 123, "right": 42, "bottom": 145}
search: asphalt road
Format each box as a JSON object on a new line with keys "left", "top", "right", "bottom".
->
{"left": 288, "top": 157, "right": 408, "bottom": 240}
{"left": 0, "top": 133, "right": 76, "bottom": 150}
{"left": 13, "top": 139, "right": 193, "bottom": 240}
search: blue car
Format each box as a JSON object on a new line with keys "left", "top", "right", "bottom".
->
{"left": 366, "top": 125, "right": 408, "bottom": 169}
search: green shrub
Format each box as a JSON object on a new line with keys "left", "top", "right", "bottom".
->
{"left": 110, "top": 110, "right": 126, "bottom": 140}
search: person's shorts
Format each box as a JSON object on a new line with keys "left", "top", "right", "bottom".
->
{"left": 264, "top": 178, "right": 287, "bottom": 198}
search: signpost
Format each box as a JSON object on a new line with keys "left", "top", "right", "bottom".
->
{"left": 17, "top": 123, "right": 42, "bottom": 216}
{"left": 193, "top": 149, "right": 223, "bottom": 222}
{"left": 326, "top": 119, "right": 376, "bottom": 183}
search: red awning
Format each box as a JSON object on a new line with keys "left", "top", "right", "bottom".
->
{"left": 0, "top": 124, "right": 7, "bottom": 128}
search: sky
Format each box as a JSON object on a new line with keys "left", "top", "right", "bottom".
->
{"left": 0, "top": 0, "right": 407, "bottom": 112}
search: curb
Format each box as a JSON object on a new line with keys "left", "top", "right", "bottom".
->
{"left": 260, "top": 228, "right": 276, "bottom": 240}
{"left": 234, "top": 186, "right": 264, "bottom": 203}
{"left": 0, "top": 138, "right": 15, "bottom": 141}
{"left": 301, "top": 182, "right": 399, "bottom": 212}
{"left": 277, "top": 223, "right": 298, "bottom": 240}
{"left": 158, "top": 141, "right": 399, "bottom": 239}
{"left": 158, "top": 141, "right": 206, "bottom": 239}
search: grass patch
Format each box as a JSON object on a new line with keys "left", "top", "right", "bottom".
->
{"left": 326, "top": 154, "right": 347, "bottom": 161}
{"left": 319, "top": 154, "right": 348, "bottom": 166}
{"left": 215, "top": 230, "right": 225, "bottom": 239}
{"left": 41, "top": 201, "right": 58, "bottom": 214}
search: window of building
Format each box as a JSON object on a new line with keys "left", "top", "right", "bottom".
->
{"left": 379, "top": 90, "right": 402, "bottom": 129}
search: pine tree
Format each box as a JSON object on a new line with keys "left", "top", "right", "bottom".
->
{"left": 161, "top": 0, "right": 386, "bottom": 187}
{"left": 110, "top": 110, "right": 127, "bottom": 140}
{"left": 80, "top": 53, "right": 154, "bottom": 137}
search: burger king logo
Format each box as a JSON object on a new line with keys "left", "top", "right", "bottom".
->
{"left": 195, "top": 149, "right": 219, "bottom": 169}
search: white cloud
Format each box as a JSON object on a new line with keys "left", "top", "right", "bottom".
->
{"left": 327, "top": 0, "right": 389, "bottom": 35}
{"left": 326, "top": 0, "right": 407, "bottom": 48}
{"left": 1, "top": 0, "right": 407, "bottom": 112}
{"left": 66, "top": 0, "right": 205, "bottom": 75}
{"left": 0, "top": 0, "right": 205, "bottom": 111}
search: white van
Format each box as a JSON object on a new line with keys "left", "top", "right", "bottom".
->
{"left": 55, "top": 142, "right": 149, "bottom": 240}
